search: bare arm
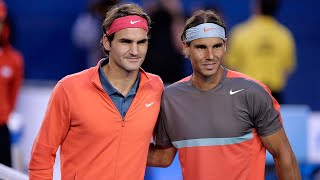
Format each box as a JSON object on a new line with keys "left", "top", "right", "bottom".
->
{"left": 260, "top": 128, "right": 301, "bottom": 180}
{"left": 147, "top": 144, "right": 177, "bottom": 167}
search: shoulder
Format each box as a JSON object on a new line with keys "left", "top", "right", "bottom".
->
{"left": 145, "top": 72, "right": 163, "bottom": 84}
{"left": 145, "top": 72, "right": 164, "bottom": 86}
{"left": 225, "top": 69, "right": 272, "bottom": 95}
{"left": 143, "top": 72, "right": 165, "bottom": 94}
{"left": 58, "top": 67, "right": 94, "bottom": 88}
{"left": 225, "top": 69, "right": 279, "bottom": 111}
{"left": 265, "top": 19, "right": 294, "bottom": 42}
{"left": 229, "top": 20, "right": 251, "bottom": 37}
{"left": 278, "top": 25, "right": 295, "bottom": 43}
{"left": 163, "top": 76, "right": 192, "bottom": 97}
{"left": 230, "top": 20, "right": 250, "bottom": 32}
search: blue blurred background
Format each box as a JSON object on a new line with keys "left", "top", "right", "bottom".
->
{"left": 3, "top": 0, "right": 320, "bottom": 179}
{"left": 6, "top": 0, "right": 320, "bottom": 110}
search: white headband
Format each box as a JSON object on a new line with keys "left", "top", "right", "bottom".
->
{"left": 185, "top": 23, "right": 226, "bottom": 43}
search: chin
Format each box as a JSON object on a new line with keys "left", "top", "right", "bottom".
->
{"left": 125, "top": 66, "right": 140, "bottom": 72}
{"left": 203, "top": 69, "right": 218, "bottom": 76}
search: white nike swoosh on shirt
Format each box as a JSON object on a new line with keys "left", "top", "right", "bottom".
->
{"left": 130, "top": 20, "right": 141, "bottom": 24}
{"left": 229, "top": 89, "right": 244, "bottom": 95}
{"left": 145, "top": 102, "right": 155, "bottom": 107}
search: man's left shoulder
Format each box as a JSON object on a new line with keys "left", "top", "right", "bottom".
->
{"left": 226, "top": 69, "right": 270, "bottom": 92}
{"left": 143, "top": 72, "right": 164, "bottom": 90}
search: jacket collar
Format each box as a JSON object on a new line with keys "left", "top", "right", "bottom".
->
{"left": 90, "top": 59, "right": 152, "bottom": 89}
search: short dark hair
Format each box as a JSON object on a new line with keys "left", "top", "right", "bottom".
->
{"left": 100, "top": 3, "right": 151, "bottom": 55}
{"left": 258, "top": 0, "right": 279, "bottom": 16}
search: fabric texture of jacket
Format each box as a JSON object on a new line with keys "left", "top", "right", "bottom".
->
{"left": 29, "top": 60, "right": 164, "bottom": 180}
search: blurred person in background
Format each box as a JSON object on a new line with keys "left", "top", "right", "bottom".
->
{"left": 72, "top": 0, "right": 119, "bottom": 68}
{"left": 142, "top": 0, "right": 187, "bottom": 84}
{"left": 147, "top": 9, "right": 301, "bottom": 180}
{"left": 29, "top": 3, "right": 164, "bottom": 179}
{"left": 0, "top": 0, "right": 24, "bottom": 167}
{"left": 224, "top": 0, "right": 296, "bottom": 104}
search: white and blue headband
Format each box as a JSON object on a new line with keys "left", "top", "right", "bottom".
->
{"left": 185, "top": 23, "right": 226, "bottom": 43}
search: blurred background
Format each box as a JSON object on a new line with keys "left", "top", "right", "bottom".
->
{"left": 1, "top": 0, "right": 320, "bottom": 179}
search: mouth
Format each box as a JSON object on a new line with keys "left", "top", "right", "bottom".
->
{"left": 126, "top": 57, "right": 140, "bottom": 62}
{"left": 203, "top": 62, "right": 217, "bottom": 69}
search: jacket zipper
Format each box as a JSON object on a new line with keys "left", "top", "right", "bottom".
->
{"left": 119, "top": 80, "right": 151, "bottom": 126}
{"left": 93, "top": 76, "right": 152, "bottom": 127}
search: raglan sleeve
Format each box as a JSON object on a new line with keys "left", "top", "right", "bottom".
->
{"left": 29, "top": 82, "right": 71, "bottom": 180}
{"left": 247, "top": 85, "right": 283, "bottom": 137}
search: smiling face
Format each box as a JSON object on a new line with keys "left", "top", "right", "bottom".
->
{"left": 103, "top": 27, "right": 148, "bottom": 73}
{"left": 183, "top": 37, "right": 226, "bottom": 79}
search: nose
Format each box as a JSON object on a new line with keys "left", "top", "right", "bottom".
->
{"left": 129, "top": 43, "right": 139, "bottom": 56}
{"left": 206, "top": 48, "right": 214, "bottom": 60}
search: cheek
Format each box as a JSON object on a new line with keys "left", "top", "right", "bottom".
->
{"left": 111, "top": 48, "right": 122, "bottom": 57}
{"left": 217, "top": 51, "right": 225, "bottom": 60}
{"left": 190, "top": 59, "right": 201, "bottom": 69}
{"left": 195, "top": 52, "right": 202, "bottom": 58}
{"left": 190, "top": 51, "right": 204, "bottom": 60}
{"left": 139, "top": 44, "right": 148, "bottom": 54}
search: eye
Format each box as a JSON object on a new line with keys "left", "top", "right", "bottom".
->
{"left": 213, "top": 43, "right": 224, "bottom": 49}
{"left": 195, "top": 45, "right": 206, "bottom": 49}
{"left": 120, "top": 39, "right": 132, "bottom": 44}
{"left": 137, "top": 39, "right": 148, "bottom": 45}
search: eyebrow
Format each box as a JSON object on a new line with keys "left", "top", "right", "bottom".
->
{"left": 193, "top": 42, "right": 224, "bottom": 48}
{"left": 118, "top": 38, "right": 148, "bottom": 43}
{"left": 213, "top": 42, "right": 224, "bottom": 47}
{"left": 137, "top": 39, "right": 148, "bottom": 44}
{"left": 194, "top": 44, "right": 207, "bottom": 48}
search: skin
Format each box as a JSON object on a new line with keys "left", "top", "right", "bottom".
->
{"left": 148, "top": 37, "right": 227, "bottom": 167}
{"left": 148, "top": 146, "right": 177, "bottom": 168}
{"left": 102, "top": 28, "right": 148, "bottom": 96}
{"left": 148, "top": 36, "right": 301, "bottom": 179}
{"left": 261, "top": 128, "right": 301, "bottom": 179}
{"left": 183, "top": 37, "right": 226, "bottom": 91}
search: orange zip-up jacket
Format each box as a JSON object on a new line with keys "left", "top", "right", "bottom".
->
{"left": 0, "top": 45, "right": 24, "bottom": 124}
{"left": 29, "top": 61, "right": 164, "bottom": 180}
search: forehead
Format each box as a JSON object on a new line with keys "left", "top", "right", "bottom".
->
{"left": 113, "top": 28, "right": 148, "bottom": 40}
{"left": 190, "top": 37, "right": 225, "bottom": 46}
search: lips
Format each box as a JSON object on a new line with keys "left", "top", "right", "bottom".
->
{"left": 126, "top": 57, "right": 140, "bottom": 62}
{"left": 203, "top": 62, "right": 216, "bottom": 69}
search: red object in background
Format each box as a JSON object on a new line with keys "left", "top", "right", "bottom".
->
{"left": 0, "top": 0, "right": 7, "bottom": 21}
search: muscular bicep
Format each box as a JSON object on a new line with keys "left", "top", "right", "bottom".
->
{"left": 260, "top": 128, "right": 292, "bottom": 158}
{"left": 260, "top": 128, "right": 301, "bottom": 179}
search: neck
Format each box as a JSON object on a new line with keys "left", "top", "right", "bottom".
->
{"left": 192, "top": 66, "right": 224, "bottom": 91}
{"left": 102, "top": 63, "right": 139, "bottom": 96}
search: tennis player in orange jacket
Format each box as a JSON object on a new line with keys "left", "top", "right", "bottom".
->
{"left": 29, "top": 3, "right": 164, "bottom": 179}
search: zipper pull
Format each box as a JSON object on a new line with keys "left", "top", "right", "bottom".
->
{"left": 121, "top": 120, "right": 125, "bottom": 127}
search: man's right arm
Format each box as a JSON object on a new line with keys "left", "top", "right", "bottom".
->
{"left": 260, "top": 128, "right": 301, "bottom": 180}
{"left": 147, "top": 144, "right": 177, "bottom": 167}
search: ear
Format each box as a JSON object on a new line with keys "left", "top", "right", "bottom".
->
{"left": 182, "top": 42, "right": 190, "bottom": 58}
{"left": 103, "top": 34, "right": 111, "bottom": 51}
{"left": 224, "top": 39, "right": 227, "bottom": 52}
